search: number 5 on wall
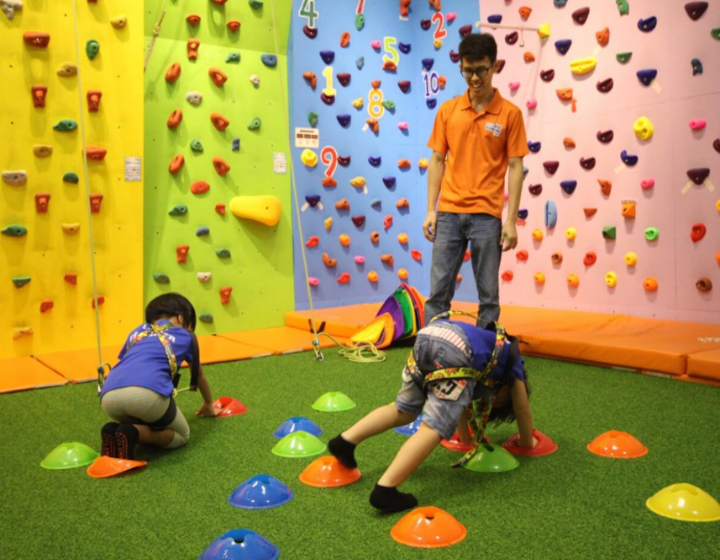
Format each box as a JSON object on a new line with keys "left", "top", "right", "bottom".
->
{"left": 382, "top": 37, "right": 399, "bottom": 66}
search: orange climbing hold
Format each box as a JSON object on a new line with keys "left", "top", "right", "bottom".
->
{"left": 563, "top": 137, "right": 576, "bottom": 148}
{"left": 598, "top": 179, "right": 612, "bottom": 196}
{"left": 31, "top": 85, "right": 48, "bottom": 108}
{"left": 370, "top": 231, "right": 380, "bottom": 244}
{"left": 519, "top": 6, "right": 532, "bottom": 20}
{"left": 398, "top": 268, "right": 409, "bottom": 280}
{"left": 86, "top": 90, "right": 102, "bottom": 112}
{"left": 23, "top": 32, "right": 51, "bottom": 48}
{"left": 596, "top": 27, "right": 610, "bottom": 47}
{"left": 209, "top": 68, "right": 228, "bottom": 87}
{"left": 40, "top": 300, "right": 54, "bottom": 313}
{"left": 340, "top": 32, "right": 351, "bottom": 47}
{"left": 428, "top": 0, "right": 442, "bottom": 11}
{"left": 186, "top": 14, "right": 201, "bottom": 27}
{"left": 227, "top": 20, "right": 241, "bottom": 33}
{"left": 371, "top": 80, "right": 382, "bottom": 89}
{"left": 92, "top": 295, "right": 105, "bottom": 309}
{"left": 335, "top": 199, "right": 350, "bottom": 211}
{"left": 396, "top": 198, "right": 409, "bottom": 209}
{"left": 397, "top": 233, "right": 409, "bottom": 245}
{"left": 305, "top": 236, "right": 319, "bottom": 248}
{"left": 210, "top": 112, "right": 230, "bottom": 131}
{"left": 502, "top": 271, "right": 514, "bottom": 282}
{"left": 167, "top": 109, "right": 183, "bottom": 129}
{"left": 381, "top": 254, "right": 394, "bottom": 267}
{"left": 400, "top": 0, "right": 412, "bottom": 17}
{"left": 35, "top": 193, "right": 51, "bottom": 213}
{"left": 191, "top": 181, "right": 210, "bottom": 195}
{"left": 212, "top": 156, "right": 231, "bottom": 175}
{"left": 89, "top": 194, "right": 103, "bottom": 213}
{"left": 366, "top": 118, "right": 379, "bottom": 134}
{"left": 187, "top": 39, "right": 200, "bottom": 60}
{"left": 411, "top": 250, "right": 422, "bottom": 261}
{"left": 219, "top": 286, "right": 233, "bottom": 304}
{"left": 337, "top": 273, "right": 351, "bottom": 284}
{"left": 165, "top": 63, "right": 181, "bottom": 83}
{"left": 367, "top": 271, "right": 379, "bottom": 282}
{"left": 64, "top": 273, "right": 78, "bottom": 285}
{"left": 176, "top": 245, "right": 190, "bottom": 263}
{"left": 398, "top": 159, "right": 411, "bottom": 169}
{"left": 438, "top": 76, "right": 447, "bottom": 89}
{"left": 322, "top": 253, "right": 337, "bottom": 267}
{"left": 383, "top": 60, "right": 397, "bottom": 71}
{"left": 322, "top": 177, "right": 337, "bottom": 188}
{"left": 215, "top": 203, "right": 226, "bottom": 215}
{"left": 384, "top": 216, "right": 393, "bottom": 230}
{"left": 524, "top": 52, "right": 535, "bottom": 63}
{"left": 303, "top": 71, "right": 318, "bottom": 90}
{"left": 339, "top": 234, "right": 351, "bottom": 247}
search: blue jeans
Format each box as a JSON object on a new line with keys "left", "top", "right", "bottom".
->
{"left": 424, "top": 212, "right": 502, "bottom": 328}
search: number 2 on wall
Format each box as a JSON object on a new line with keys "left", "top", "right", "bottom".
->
{"left": 432, "top": 12, "right": 447, "bottom": 40}
{"left": 322, "top": 66, "right": 337, "bottom": 96}
{"left": 321, "top": 146, "right": 338, "bottom": 178}
{"left": 299, "top": 0, "right": 319, "bottom": 28}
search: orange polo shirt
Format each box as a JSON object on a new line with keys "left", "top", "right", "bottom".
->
{"left": 427, "top": 89, "right": 529, "bottom": 218}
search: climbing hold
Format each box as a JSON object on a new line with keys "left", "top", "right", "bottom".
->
{"left": 545, "top": 200, "right": 558, "bottom": 227}
{"left": 516, "top": 250, "right": 529, "bottom": 262}
{"left": 528, "top": 141, "right": 542, "bottom": 153}
{"left": 303, "top": 25, "right": 318, "bottom": 39}
{"left": 226, "top": 52, "right": 240, "bottom": 63}
{"left": 572, "top": 7, "right": 590, "bottom": 24}
{"left": 320, "top": 51, "right": 335, "bottom": 65}
{"left": 366, "top": 118, "right": 379, "bottom": 133}
{"left": 353, "top": 256, "right": 365, "bottom": 265}
{"left": 621, "top": 200, "right": 636, "bottom": 219}
{"left": 61, "top": 223, "right": 80, "bottom": 235}
{"left": 89, "top": 194, "right": 103, "bottom": 213}
{"left": 308, "top": 112, "right": 319, "bottom": 127}
{"left": 210, "top": 113, "right": 230, "bottom": 131}
{"left": 565, "top": 227, "right": 577, "bottom": 241}
{"left": 597, "top": 78, "right": 614, "bottom": 93}
{"left": 219, "top": 286, "right": 233, "bottom": 305}
{"left": 216, "top": 248, "right": 231, "bottom": 258}
{"left": 185, "top": 91, "right": 203, "bottom": 106}
{"left": 643, "top": 277, "right": 659, "bottom": 292}
{"left": 532, "top": 229, "right": 543, "bottom": 241}
{"left": 488, "top": 14, "right": 502, "bottom": 24}
{"left": 196, "top": 226, "right": 210, "bottom": 237}
{"left": 562, "top": 138, "right": 576, "bottom": 149}
{"left": 190, "top": 139, "right": 203, "bottom": 153}
{"left": 321, "top": 93, "right": 335, "bottom": 105}
{"left": 540, "top": 69, "right": 555, "bottom": 82}
{"left": 56, "top": 62, "right": 77, "bottom": 79}
{"left": 324, "top": 217, "right": 333, "bottom": 231}
{"left": 197, "top": 272, "right": 212, "bottom": 284}
{"left": 384, "top": 216, "right": 393, "bottom": 231}
{"left": 248, "top": 0, "right": 263, "bottom": 7}
{"left": 322, "top": 177, "right": 337, "bottom": 188}
{"left": 186, "top": 14, "right": 201, "bottom": 27}
{"left": 249, "top": 75, "right": 260, "bottom": 87}
{"left": 637, "top": 69, "right": 657, "bottom": 86}
{"left": 34, "top": 193, "right": 50, "bottom": 213}
{"left": 644, "top": 227, "right": 659, "bottom": 241}
{"left": 53, "top": 120, "right": 78, "bottom": 132}
{"left": 322, "top": 252, "right": 337, "bottom": 268}
{"left": 638, "top": 17, "right": 657, "bottom": 32}
{"left": 247, "top": 118, "right": 261, "bottom": 130}
{"left": 191, "top": 181, "right": 210, "bottom": 195}
{"left": 633, "top": 117, "right": 654, "bottom": 142}
{"left": 427, "top": 99, "right": 437, "bottom": 109}
{"left": 598, "top": 179, "right": 612, "bottom": 196}
{"left": 397, "top": 159, "right": 411, "bottom": 169}
{"left": 30, "top": 85, "right": 47, "bottom": 108}
{"left": 621, "top": 150, "right": 639, "bottom": 166}
{"left": 543, "top": 161, "right": 559, "bottom": 175}
{"left": 685, "top": 2, "right": 709, "bottom": 20}
{"left": 690, "top": 223, "right": 706, "bottom": 242}
{"left": 351, "top": 215, "right": 366, "bottom": 228}
{"left": 167, "top": 109, "right": 183, "bottom": 129}
{"left": 301, "top": 149, "right": 318, "bottom": 167}
{"left": 368, "top": 156, "right": 381, "bottom": 167}
{"left": 624, "top": 252, "right": 638, "bottom": 266}
{"left": 12, "top": 277, "right": 31, "bottom": 288}
{"left": 337, "top": 273, "right": 351, "bottom": 284}
{"left": 596, "top": 27, "right": 610, "bottom": 46}
{"left": 691, "top": 58, "right": 703, "bottom": 75}
{"left": 2, "top": 170, "right": 27, "bottom": 186}
{"left": 524, "top": 52, "right": 536, "bottom": 63}
{"left": 615, "top": 0, "right": 629, "bottom": 15}
{"left": 580, "top": 157, "right": 596, "bottom": 170}
{"left": 350, "top": 177, "right": 366, "bottom": 188}
{"left": 397, "top": 268, "right": 409, "bottom": 280}
{"left": 165, "top": 63, "right": 181, "bottom": 83}
{"left": 381, "top": 254, "right": 394, "bottom": 268}
{"left": 421, "top": 58, "right": 434, "bottom": 72}
{"left": 567, "top": 274, "right": 579, "bottom": 288}
{"left": 339, "top": 31, "right": 351, "bottom": 48}
{"left": 85, "top": 146, "right": 106, "bottom": 161}
{"left": 526, "top": 99, "right": 537, "bottom": 109}
{"left": 551, "top": 252, "right": 563, "bottom": 264}
{"left": 555, "top": 39, "right": 572, "bottom": 55}
{"left": 396, "top": 198, "right": 409, "bottom": 209}
{"left": 519, "top": 6, "right": 532, "bottom": 20}
{"left": 605, "top": 272, "right": 618, "bottom": 288}
{"left": 597, "top": 130, "right": 614, "bottom": 144}
{"left": 457, "top": 25, "right": 472, "bottom": 39}
{"left": 86, "top": 39, "right": 100, "bottom": 60}
{"left": 383, "top": 60, "right": 398, "bottom": 72}
{"left": 508, "top": 82, "right": 521, "bottom": 91}
{"left": 335, "top": 199, "right": 350, "bottom": 211}
{"left": 696, "top": 278, "right": 713, "bottom": 292}
{"left": 420, "top": 19, "right": 432, "bottom": 30}
{"left": 355, "top": 13, "right": 365, "bottom": 31}
{"left": 261, "top": 54, "right": 277, "bottom": 67}
{"left": 229, "top": 195, "right": 281, "bottom": 227}
{"left": 86, "top": 90, "right": 102, "bottom": 112}
{"left": 339, "top": 233, "right": 351, "bottom": 247}
{"left": 602, "top": 226, "right": 617, "bottom": 240}
{"left": 173, "top": 245, "right": 189, "bottom": 264}
{"left": 305, "top": 236, "right": 319, "bottom": 248}
{"left": 209, "top": 68, "right": 228, "bottom": 86}
{"left": 34, "top": 145, "right": 53, "bottom": 158}
{"left": 168, "top": 204, "right": 188, "bottom": 216}
{"left": 337, "top": 73, "right": 351, "bottom": 87}
{"left": 584, "top": 252, "right": 597, "bottom": 266}
{"left": 398, "top": 42, "right": 411, "bottom": 55}
{"left": 418, "top": 159, "right": 428, "bottom": 170}
{"left": 534, "top": 272, "right": 546, "bottom": 286}
{"left": 382, "top": 99, "right": 396, "bottom": 111}
{"left": 212, "top": 156, "right": 231, "bottom": 176}
{"left": 198, "top": 313, "right": 214, "bottom": 324}
{"left": 506, "top": 31, "right": 519, "bottom": 45}
{"left": 1, "top": 225, "right": 27, "bottom": 237}
{"left": 641, "top": 179, "right": 655, "bottom": 189}
{"left": 227, "top": 20, "right": 241, "bottom": 33}
{"left": 383, "top": 177, "right": 396, "bottom": 188}
{"left": 529, "top": 184, "right": 542, "bottom": 195}
{"left": 687, "top": 168, "right": 710, "bottom": 185}
{"left": 689, "top": 119, "right": 707, "bottom": 131}
{"left": 556, "top": 89, "right": 575, "bottom": 111}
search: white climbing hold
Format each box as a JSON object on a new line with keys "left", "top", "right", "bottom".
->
{"left": 249, "top": 74, "right": 260, "bottom": 87}
{"left": 1, "top": 0, "right": 22, "bottom": 19}
{"left": 185, "top": 91, "right": 203, "bottom": 105}
{"left": 2, "top": 170, "right": 27, "bottom": 186}
{"left": 197, "top": 272, "right": 212, "bottom": 283}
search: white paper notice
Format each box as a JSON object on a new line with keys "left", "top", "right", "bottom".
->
{"left": 124, "top": 157, "right": 141, "bottom": 182}
{"left": 274, "top": 152, "right": 287, "bottom": 174}
{"left": 295, "top": 128, "right": 319, "bottom": 148}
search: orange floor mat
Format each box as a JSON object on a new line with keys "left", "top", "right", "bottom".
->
{"left": 197, "top": 334, "right": 276, "bottom": 364}
{"left": 35, "top": 345, "right": 124, "bottom": 383}
{"left": 0, "top": 357, "right": 68, "bottom": 394}
{"left": 219, "top": 326, "right": 349, "bottom": 355}
{"left": 285, "top": 304, "right": 381, "bottom": 338}
{"left": 687, "top": 348, "right": 720, "bottom": 382}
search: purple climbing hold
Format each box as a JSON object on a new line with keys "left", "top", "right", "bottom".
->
{"left": 540, "top": 69, "right": 555, "bottom": 82}
{"left": 459, "top": 24, "right": 473, "bottom": 37}
{"left": 399, "top": 42, "right": 411, "bottom": 54}
{"left": 422, "top": 58, "right": 434, "bottom": 71}
{"left": 597, "top": 130, "right": 614, "bottom": 144}
{"left": 580, "top": 157, "right": 596, "bottom": 170}
{"left": 528, "top": 141, "right": 542, "bottom": 153}
{"left": 685, "top": 2, "right": 708, "bottom": 21}
{"left": 638, "top": 17, "right": 657, "bottom": 32}
{"left": 305, "top": 195, "right": 321, "bottom": 207}
{"left": 321, "top": 92, "right": 335, "bottom": 105}
{"left": 427, "top": 98, "right": 437, "bottom": 109}
{"left": 338, "top": 155, "right": 351, "bottom": 166}
{"left": 420, "top": 19, "right": 431, "bottom": 31}
{"left": 303, "top": 25, "right": 318, "bottom": 39}
{"left": 487, "top": 15, "right": 502, "bottom": 24}
{"left": 506, "top": 31, "right": 519, "bottom": 45}
{"left": 597, "top": 78, "right": 614, "bottom": 93}
{"left": 382, "top": 176, "right": 396, "bottom": 188}
{"left": 555, "top": 39, "right": 572, "bottom": 54}
{"left": 572, "top": 7, "right": 590, "bottom": 25}
{"left": 337, "top": 73, "right": 351, "bottom": 86}
{"left": 637, "top": 69, "right": 657, "bottom": 86}
{"left": 543, "top": 161, "right": 560, "bottom": 175}
{"left": 337, "top": 114, "right": 351, "bottom": 127}
{"left": 560, "top": 180, "right": 577, "bottom": 194}
{"left": 529, "top": 184, "right": 543, "bottom": 195}
{"left": 398, "top": 80, "right": 411, "bottom": 93}
{"left": 518, "top": 209, "right": 529, "bottom": 220}
{"left": 320, "top": 50, "right": 335, "bottom": 64}
{"left": 713, "top": 138, "right": 720, "bottom": 153}
{"left": 621, "top": 150, "right": 639, "bottom": 166}
{"left": 687, "top": 168, "right": 710, "bottom": 185}
{"left": 368, "top": 156, "right": 381, "bottom": 167}
{"left": 449, "top": 50, "right": 460, "bottom": 63}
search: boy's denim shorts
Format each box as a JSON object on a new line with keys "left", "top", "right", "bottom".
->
{"left": 395, "top": 322, "right": 478, "bottom": 440}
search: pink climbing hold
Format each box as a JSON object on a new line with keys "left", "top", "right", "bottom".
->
{"left": 689, "top": 119, "right": 707, "bottom": 130}
{"left": 446, "top": 12, "right": 457, "bottom": 21}
{"left": 354, "top": 255, "right": 365, "bottom": 264}
{"left": 526, "top": 99, "right": 537, "bottom": 109}
{"left": 398, "top": 122, "right": 409, "bottom": 130}
{"left": 371, "top": 40, "right": 381, "bottom": 49}
{"left": 641, "top": 179, "right": 655, "bottom": 189}
{"left": 509, "top": 82, "right": 520, "bottom": 90}
{"left": 308, "top": 277, "right": 319, "bottom": 287}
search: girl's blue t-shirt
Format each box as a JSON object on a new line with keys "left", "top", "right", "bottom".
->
{"left": 100, "top": 320, "right": 195, "bottom": 398}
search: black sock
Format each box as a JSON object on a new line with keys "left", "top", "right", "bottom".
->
{"left": 328, "top": 434, "right": 357, "bottom": 469}
{"left": 101, "top": 422, "right": 119, "bottom": 457}
{"left": 369, "top": 484, "right": 418, "bottom": 513}
{"left": 115, "top": 424, "right": 139, "bottom": 460}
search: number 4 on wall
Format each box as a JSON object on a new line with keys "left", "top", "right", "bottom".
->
{"left": 299, "top": 0, "right": 319, "bottom": 28}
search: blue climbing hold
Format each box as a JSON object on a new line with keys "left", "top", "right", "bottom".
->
{"left": 545, "top": 200, "right": 558, "bottom": 227}
{"left": 320, "top": 50, "right": 335, "bottom": 64}
{"left": 368, "top": 156, "right": 381, "bottom": 167}
{"left": 356, "top": 57, "right": 364, "bottom": 69}
{"left": 487, "top": 14, "right": 503, "bottom": 24}
{"left": 560, "top": 180, "right": 577, "bottom": 195}
{"left": 637, "top": 69, "right": 658, "bottom": 86}
{"left": 427, "top": 98, "right": 437, "bottom": 109}
{"left": 422, "top": 58, "right": 434, "bottom": 71}
{"left": 200, "top": 529, "right": 279, "bottom": 560}
{"left": 621, "top": 150, "right": 638, "bottom": 166}
{"left": 523, "top": 166, "right": 529, "bottom": 177}
{"left": 228, "top": 476, "right": 293, "bottom": 510}
{"left": 273, "top": 417, "right": 323, "bottom": 439}
{"left": 261, "top": 54, "right": 277, "bottom": 67}
{"left": 554, "top": 0, "right": 568, "bottom": 6}
{"left": 518, "top": 209, "right": 529, "bottom": 220}
{"left": 337, "top": 114, "right": 351, "bottom": 127}
{"left": 637, "top": 16, "right": 657, "bottom": 32}
{"left": 196, "top": 226, "right": 210, "bottom": 236}
{"left": 371, "top": 198, "right": 382, "bottom": 208}
{"left": 528, "top": 141, "right": 542, "bottom": 153}
{"left": 555, "top": 39, "right": 572, "bottom": 55}
{"left": 398, "top": 42, "right": 411, "bottom": 54}
{"left": 383, "top": 176, "right": 396, "bottom": 188}
{"left": 232, "top": 137, "right": 240, "bottom": 151}
{"left": 692, "top": 58, "right": 703, "bottom": 75}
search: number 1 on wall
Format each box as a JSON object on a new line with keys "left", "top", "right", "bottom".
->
{"left": 322, "top": 66, "right": 337, "bottom": 96}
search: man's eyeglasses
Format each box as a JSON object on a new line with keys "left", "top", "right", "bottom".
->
{"left": 460, "top": 66, "right": 491, "bottom": 79}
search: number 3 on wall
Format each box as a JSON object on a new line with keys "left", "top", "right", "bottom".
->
{"left": 382, "top": 37, "right": 399, "bottom": 66}
{"left": 299, "top": 0, "right": 319, "bottom": 28}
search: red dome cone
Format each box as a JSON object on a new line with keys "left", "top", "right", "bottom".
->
{"left": 213, "top": 396, "right": 248, "bottom": 417}
{"left": 503, "top": 429, "right": 558, "bottom": 456}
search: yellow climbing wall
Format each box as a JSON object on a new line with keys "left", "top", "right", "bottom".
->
{"left": 0, "top": 2, "right": 144, "bottom": 359}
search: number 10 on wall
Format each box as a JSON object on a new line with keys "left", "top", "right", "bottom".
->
{"left": 423, "top": 71, "right": 440, "bottom": 98}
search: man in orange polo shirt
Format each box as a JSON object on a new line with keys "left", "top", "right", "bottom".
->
{"left": 423, "top": 33, "right": 528, "bottom": 327}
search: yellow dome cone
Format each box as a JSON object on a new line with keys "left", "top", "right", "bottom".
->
{"left": 646, "top": 484, "right": 720, "bottom": 522}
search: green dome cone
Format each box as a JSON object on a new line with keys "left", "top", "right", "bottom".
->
{"left": 41, "top": 442, "right": 99, "bottom": 470}
{"left": 272, "top": 431, "right": 327, "bottom": 458}
{"left": 462, "top": 443, "right": 520, "bottom": 473}
{"left": 312, "top": 391, "right": 356, "bottom": 412}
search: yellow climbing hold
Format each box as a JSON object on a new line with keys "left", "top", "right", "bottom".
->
{"left": 350, "top": 176, "right": 366, "bottom": 188}
{"left": 633, "top": 116, "right": 654, "bottom": 141}
{"left": 570, "top": 57, "right": 597, "bottom": 75}
{"left": 62, "top": 223, "right": 80, "bottom": 235}
{"left": 324, "top": 217, "right": 333, "bottom": 231}
{"left": 352, "top": 97, "right": 364, "bottom": 109}
{"left": 229, "top": 195, "right": 281, "bottom": 227}
{"left": 418, "top": 158, "right": 429, "bottom": 169}
{"left": 537, "top": 22, "right": 551, "bottom": 39}
{"left": 301, "top": 149, "right": 318, "bottom": 167}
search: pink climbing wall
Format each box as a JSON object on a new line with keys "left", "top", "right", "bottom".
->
{"left": 481, "top": 0, "right": 720, "bottom": 324}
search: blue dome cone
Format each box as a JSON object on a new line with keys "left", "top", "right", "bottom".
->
{"left": 228, "top": 474, "right": 294, "bottom": 510}
{"left": 273, "top": 416, "right": 323, "bottom": 439}
{"left": 200, "top": 529, "right": 279, "bottom": 560}
{"left": 394, "top": 414, "right": 424, "bottom": 436}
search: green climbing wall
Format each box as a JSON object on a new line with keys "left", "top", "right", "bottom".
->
{"left": 143, "top": 0, "right": 294, "bottom": 335}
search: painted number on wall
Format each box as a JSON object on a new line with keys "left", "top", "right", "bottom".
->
{"left": 322, "top": 66, "right": 337, "bottom": 96}
{"left": 368, "top": 88, "right": 385, "bottom": 118}
{"left": 432, "top": 12, "right": 447, "bottom": 40}
{"left": 382, "top": 37, "right": 399, "bottom": 66}
{"left": 321, "top": 146, "right": 338, "bottom": 178}
{"left": 299, "top": 0, "right": 319, "bottom": 28}
{"left": 423, "top": 71, "right": 440, "bottom": 98}
{"left": 356, "top": 0, "right": 365, "bottom": 14}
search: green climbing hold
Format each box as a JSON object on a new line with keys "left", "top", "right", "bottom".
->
{"left": 382, "top": 99, "right": 396, "bottom": 110}
{"left": 247, "top": 118, "right": 261, "bottom": 130}
{"left": 355, "top": 14, "right": 365, "bottom": 31}
{"left": 169, "top": 204, "right": 188, "bottom": 216}
{"left": 712, "top": 28, "right": 720, "bottom": 40}
{"left": 216, "top": 248, "right": 231, "bottom": 258}
{"left": 190, "top": 139, "right": 204, "bottom": 152}
{"left": 248, "top": 0, "right": 263, "bottom": 7}
{"left": 86, "top": 39, "right": 100, "bottom": 60}
{"left": 53, "top": 120, "right": 78, "bottom": 132}
{"left": 308, "top": 112, "right": 318, "bottom": 127}
{"left": 602, "top": 226, "right": 617, "bottom": 240}
{"left": 153, "top": 273, "right": 170, "bottom": 284}
{"left": 2, "top": 225, "right": 27, "bottom": 237}
{"left": 199, "top": 313, "right": 214, "bottom": 324}
{"left": 12, "top": 276, "right": 31, "bottom": 288}
{"left": 63, "top": 172, "right": 79, "bottom": 184}
{"left": 616, "top": 0, "right": 629, "bottom": 16}
{"left": 226, "top": 52, "right": 241, "bottom": 63}
{"left": 644, "top": 227, "right": 659, "bottom": 241}
{"left": 616, "top": 52, "right": 632, "bottom": 64}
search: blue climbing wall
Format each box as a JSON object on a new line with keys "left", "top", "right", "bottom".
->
{"left": 289, "top": 0, "right": 482, "bottom": 309}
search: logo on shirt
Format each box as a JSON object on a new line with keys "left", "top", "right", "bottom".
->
{"left": 485, "top": 122, "right": 503, "bottom": 137}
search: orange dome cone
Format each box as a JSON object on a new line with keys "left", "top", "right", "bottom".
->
{"left": 87, "top": 456, "right": 147, "bottom": 478}
{"left": 390, "top": 507, "right": 467, "bottom": 548}
{"left": 299, "top": 455, "right": 361, "bottom": 488}
{"left": 587, "top": 430, "right": 648, "bottom": 459}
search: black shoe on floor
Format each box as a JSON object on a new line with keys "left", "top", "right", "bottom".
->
{"left": 101, "top": 422, "right": 119, "bottom": 457}
{"left": 115, "top": 424, "right": 139, "bottom": 460}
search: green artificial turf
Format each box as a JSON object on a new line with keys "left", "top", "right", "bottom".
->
{"left": 1, "top": 350, "right": 720, "bottom": 560}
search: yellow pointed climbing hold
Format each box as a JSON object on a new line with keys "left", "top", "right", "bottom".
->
{"left": 229, "top": 195, "right": 281, "bottom": 227}
{"left": 352, "top": 97, "right": 364, "bottom": 109}
{"left": 62, "top": 223, "right": 80, "bottom": 235}
{"left": 301, "top": 149, "right": 318, "bottom": 167}
{"left": 110, "top": 14, "right": 128, "bottom": 29}
{"left": 324, "top": 217, "right": 333, "bottom": 231}
{"left": 537, "top": 23, "right": 551, "bottom": 39}
{"left": 633, "top": 116, "right": 654, "bottom": 141}
{"left": 570, "top": 57, "right": 597, "bottom": 75}
{"left": 350, "top": 176, "right": 366, "bottom": 188}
